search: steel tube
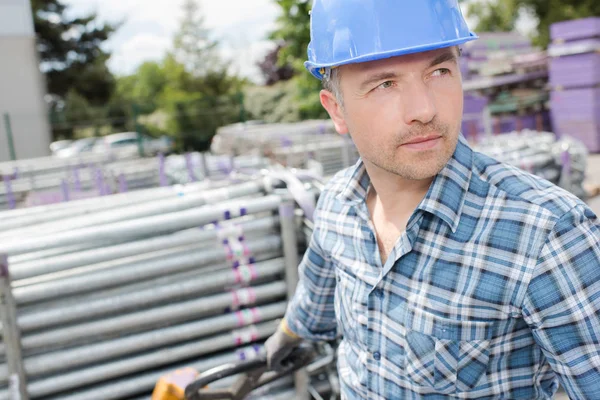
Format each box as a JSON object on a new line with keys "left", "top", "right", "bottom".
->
{"left": 10, "top": 216, "right": 279, "bottom": 281}
{"left": 4, "top": 181, "right": 265, "bottom": 238}
{"left": 20, "top": 284, "right": 287, "bottom": 356}
{"left": 23, "top": 321, "right": 278, "bottom": 399}
{"left": 0, "top": 194, "right": 282, "bottom": 256}
{"left": 13, "top": 235, "right": 282, "bottom": 304}
{"left": 0, "top": 300, "right": 287, "bottom": 382}
{"left": 18, "top": 258, "right": 285, "bottom": 332}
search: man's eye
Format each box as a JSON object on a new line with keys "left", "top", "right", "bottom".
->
{"left": 378, "top": 81, "right": 394, "bottom": 89}
{"left": 432, "top": 68, "right": 450, "bottom": 77}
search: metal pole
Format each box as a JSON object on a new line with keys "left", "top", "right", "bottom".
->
{"left": 0, "top": 255, "right": 27, "bottom": 400}
{"left": 278, "top": 200, "right": 309, "bottom": 400}
{"left": 3, "top": 114, "right": 16, "bottom": 162}
{"left": 24, "top": 321, "right": 278, "bottom": 398}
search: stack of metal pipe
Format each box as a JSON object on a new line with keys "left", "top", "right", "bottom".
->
{"left": 473, "top": 130, "right": 588, "bottom": 199}
{"left": 0, "top": 177, "right": 309, "bottom": 399}
{"left": 0, "top": 154, "right": 161, "bottom": 210}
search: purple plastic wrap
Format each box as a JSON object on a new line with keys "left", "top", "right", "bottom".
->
{"left": 551, "top": 17, "right": 600, "bottom": 43}
{"left": 550, "top": 53, "right": 600, "bottom": 89}
{"left": 551, "top": 88, "right": 600, "bottom": 152}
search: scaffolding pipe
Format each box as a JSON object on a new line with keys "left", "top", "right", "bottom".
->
{"left": 10, "top": 216, "right": 279, "bottom": 281}
{"left": 3, "top": 181, "right": 265, "bottom": 238}
{"left": 0, "top": 194, "right": 282, "bottom": 256}
{"left": 21, "top": 321, "right": 278, "bottom": 399}
{"left": 0, "top": 300, "right": 287, "bottom": 382}
{"left": 17, "top": 258, "right": 285, "bottom": 332}
{"left": 13, "top": 235, "right": 282, "bottom": 305}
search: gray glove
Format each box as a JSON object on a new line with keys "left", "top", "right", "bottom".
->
{"left": 265, "top": 319, "right": 303, "bottom": 371}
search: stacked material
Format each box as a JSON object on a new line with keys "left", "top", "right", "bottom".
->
{"left": 212, "top": 120, "right": 360, "bottom": 179}
{"left": 474, "top": 130, "right": 588, "bottom": 199}
{"left": 0, "top": 178, "right": 309, "bottom": 400}
{"left": 549, "top": 17, "right": 600, "bottom": 152}
{"left": 0, "top": 154, "right": 161, "bottom": 210}
{"left": 162, "top": 153, "right": 271, "bottom": 185}
{"left": 211, "top": 120, "right": 337, "bottom": 156}
{"left": 462, "top": 32, "right": 550, "bottom": 137}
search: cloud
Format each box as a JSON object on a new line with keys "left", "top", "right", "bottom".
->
{"left": 63, "top": 0, "right": 280, "bottom": 81}
{"left": 108, "top": 33, "right": 172, "bottom": 75}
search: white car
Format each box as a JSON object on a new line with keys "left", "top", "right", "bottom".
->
{"left": 54, "top": 137, "right": 99, "bottom": 158}
{"left": 93, "top": 132, "right": 174, "bottom": 157}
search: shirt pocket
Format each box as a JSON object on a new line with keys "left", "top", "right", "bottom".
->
{"left": 403, "top": 310, "right": 495, "bottom": 394}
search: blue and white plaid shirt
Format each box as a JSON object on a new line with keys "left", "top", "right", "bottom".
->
{"left": 285, "top": 136, "right": 600, "bottom": 399}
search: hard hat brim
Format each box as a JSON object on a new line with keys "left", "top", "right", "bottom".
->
{"left": 305, "top": 33, "right": 478, "bottom": 80}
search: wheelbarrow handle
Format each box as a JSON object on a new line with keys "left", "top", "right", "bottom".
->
{"left": 185, "top": 345, "right": 315, "bottom": 400}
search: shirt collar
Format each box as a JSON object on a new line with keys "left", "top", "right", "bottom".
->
{"left": 336, "top": 135, "right": 473, "bottom": 233}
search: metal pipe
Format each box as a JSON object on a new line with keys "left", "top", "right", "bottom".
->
{"left": 0, "top": 194, "right": 282, "bottom": 256}
{"left": 3, "top": 180, "right": 264, "bottom": 239}
{"left": 1, "top": 300, "right": 287, "bottom": 383}
{"left": 23, "top": 321, "right": 278, "bottom": 399}
{"left": 18, "top": 258, "right": 285, "bottom": 332}
{"left": 20, "top": 284, "right": 286, "bottom": 356}
{"left": 0, "top": 179, "right": 227, "bottom": 232}
{"left": 10, "top": 216, "right": 279, "bottom": 281}
{"left": 13, "top": 235, "right": 282, "bottom": 305}
{"left": 40, "top": 345, "right": 265, "bottom": 400}
{"left": 21, "top": 250, "right": 282, "bottom": 313}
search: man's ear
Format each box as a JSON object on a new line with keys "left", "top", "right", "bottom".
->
{"left": 320, "top": 90, "right": 349, "bottom": 135}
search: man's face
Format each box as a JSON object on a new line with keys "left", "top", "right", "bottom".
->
{"left": 321, "top": 47, "right": 464, "bottom": 181}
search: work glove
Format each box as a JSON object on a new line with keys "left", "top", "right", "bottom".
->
{"left": 265, "top": 318, "right": 303, "bottom": 371}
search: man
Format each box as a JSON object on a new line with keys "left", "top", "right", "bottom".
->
{"left": 265, "top": 1, "right": 600, "bottom": 398}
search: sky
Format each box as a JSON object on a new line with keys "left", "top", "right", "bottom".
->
{"left": 61, "top": 0, "right": 537, "bottom": 83}
{"left": 62, "top": 0, "right": 281, "bottom": 82}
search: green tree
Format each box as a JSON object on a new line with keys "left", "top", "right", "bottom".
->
{"left": 269, "top": 0, "right": 327, "bottom": 119}
{"left": 464, "top": 0, "right": 600, "bottom": 48}
{"left": 32, "top": 0, "right": 118, "bottom": 104}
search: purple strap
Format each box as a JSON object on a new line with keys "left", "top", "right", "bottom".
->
{"left": 185, "top": 153, "right": 197, "bottom": 182}
{"left": 158, "top": 153, "right": 168, "bottom": 187}
{"left": 3, "top": 174, "right": 15, "bottom": 209}
{"left": 61, "top": 179, "right": 70, "bottom": 202}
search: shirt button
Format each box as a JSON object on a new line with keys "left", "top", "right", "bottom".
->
{"left": 374, "top": 289, "right": 384, "bottom": 298}
{"left": 373, "top": 351, "right": 381, "bottom": 360}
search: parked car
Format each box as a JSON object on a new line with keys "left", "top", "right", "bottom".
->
{"left": 93, "top": 132, "right": 174, "bottom": 157}
{"left": 49, "top": 140, "right": 73, "bottom": 155}
{"left": 53, "top": 137, "right": 99, "bottom": 158}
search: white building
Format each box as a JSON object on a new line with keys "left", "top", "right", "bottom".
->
{"left": 0, "top": 0, "right": 51, "bottom": 162}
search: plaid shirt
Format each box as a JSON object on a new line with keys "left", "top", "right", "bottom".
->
{"left": 285, "top": 136, "right": 600, "bottom": 399}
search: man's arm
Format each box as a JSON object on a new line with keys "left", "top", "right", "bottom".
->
{"left": 522, "top": 204, "right": 600, "bottom": 399}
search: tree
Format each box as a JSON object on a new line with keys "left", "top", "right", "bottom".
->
{"left": 466, "top": 0, "right": 519, "bottom": 32}
{"left": 173, "top": 0, "right": 219, "bottom": 77}
{"left": 269, "top": 0, "right": 328, "bottom": 119}
{"left": 32, "top": 0, "right": 117, "bottom": 105}
{"left": 464, "top": 0, "right": 600, "bottom": 48}
{"left": 257, "top": 43, "right": 295, "bottom": 85}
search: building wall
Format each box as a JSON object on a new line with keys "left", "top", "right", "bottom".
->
{"left": 0, "top": 0, "right": 51, "bottom": 163}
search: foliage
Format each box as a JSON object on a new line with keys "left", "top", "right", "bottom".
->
{"left": 32, "top": 0, "right": 117, "bottom": 105}
{"left": 256, "top": 43, "right": 295, "bottom": 85}
{"left": 464, "top": 0, "right": 600, "bottom": 48}
{"left": 268, "top": 0, "right": 327, "bottom": 119}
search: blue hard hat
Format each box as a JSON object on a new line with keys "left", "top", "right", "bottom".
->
{"left": 305, "top": 0, "right": 478, "bottom": 80}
